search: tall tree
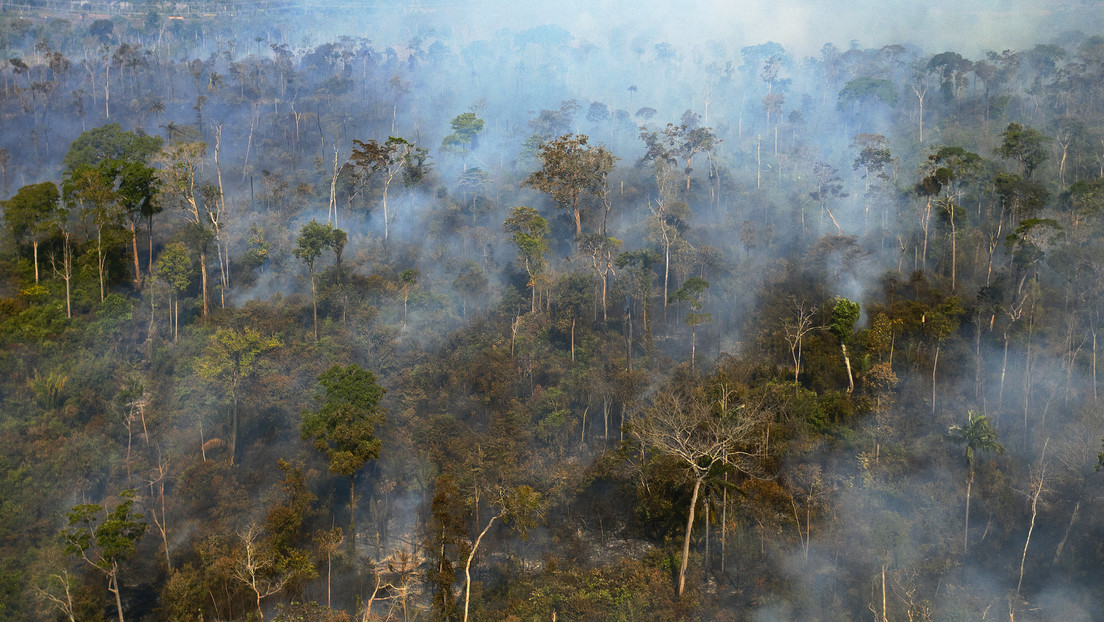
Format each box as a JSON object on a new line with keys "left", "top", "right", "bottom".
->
{"left": 2, "top": 181, "right": 62, "bottom": 283}
{"left": 810, "top": 162, "right": 848, "bottom": 235}
{"left": 504, "top": 206, "right": 550, "bottom": 313}
{"left": 948, "top": 411, "right": 1004, "bottom": 554}
{"left": 441, "top": 112, "right": 484, "bottom": 169}
{"left": 577, "top": 232, "right": 621, "bottom": 322}
{"left": 64, "top": 164, "right": 122, "bottom": 302}
{"left": 300, "top": 363, "right": 386, "bottom": 554}
{"left": 155, "top": 141, "right": 210, "bottom": 316}
{"left": 196, "top": 327, "right": 283, "bottom": 465}
{"left": 153, "top": 242, "right": 191, "bottom": 342}
{"left": 996, "top": 122, "right": 1050, "bottom": 180}
{"left": 669, "top": 276, "right": 711, "bottom": 370}
{"left": 635, "top": 384, "right": 768, "bottom": 597}
{"left": 462, "top": 485, "right": 542, "bottom": 622}
{"left": 830, "top": 297, "right": 860, "bottom": 394}
{"left": 63, "top": 124, "right": 163, "bottom": 287}
{"left": 349, "top": 136, "right": 414, "bottom": 240}
{"left": 61, "top": 490, "right": 148, "bottom": 622}
{"left": 640, "top": 115, "right": 719, "bottom": 192}
{"left": 615, "top": 249, "right": 661, "bottom": 348}
{"left": 524, "top": 133, "right": 616, "bottom": 237}
{"left": 294, "top": 219, "right": 340, "bottom": 340}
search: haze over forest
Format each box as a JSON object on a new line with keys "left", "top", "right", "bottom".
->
{"left": 2, "top": 0, "right": 1104, "bottom": 620}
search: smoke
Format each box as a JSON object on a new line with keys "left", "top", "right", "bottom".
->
{"left": 3, "top": 0, "right": 1103, "bottom": 618}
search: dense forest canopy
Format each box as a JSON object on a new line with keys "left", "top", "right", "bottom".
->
{"left": 2, "top": 1, "right": 1104, "bottom": 620}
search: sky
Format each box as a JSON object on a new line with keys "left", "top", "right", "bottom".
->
{"left": 309, "top": 0, "right": 1102, "bottom": 59}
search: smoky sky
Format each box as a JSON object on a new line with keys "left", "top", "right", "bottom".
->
{"left": 302, "top": 0, "right": 1101, "bottom": 59}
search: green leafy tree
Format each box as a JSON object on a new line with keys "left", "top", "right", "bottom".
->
{"left": 524, "top": 133, "right": 616, "bottom": 237}
{"left": 113, "top": 159, "right": 160, "bottom": 287}
{"left": 504, "top": 206, "right": 550, "bottom": 313}
{"left": 426, "top": 473, "right": 467, "bottom": 621}
{"left": 996, "top": 122, "right": 1049, "bottom": 179}
{"left": 2, "top": 181, "right": 62, "bottom": 283}
{"left": 441, "top": 112, "right": 485, "bottom": 168}
{"left": 155, "top": 140, "right": 211, "bottom": 316}
{"left": 196, "top": 327, "right": 283, "bottom": 465}
{"left": 294, "top": 219, "right": 340, "bottom": 340}
{"left": 349, "top": 136, "right": 414, "bottom": 240}
{"left": 63, "top": 124, "right": 163, "bottom": 286}
{"left": 616, "top": 249, "right": 661, "bottom": 349}
{"left": 917, "top": 146, "right": 982, "bottom": 283}
{"left": 830, "top": 297, "right": 860, "bottom": 394}
{"left": 61, "top": 490, "right": 148, "bottom": 622}
{"left": 62, "top": 123, "right": 163, "bottom": 175}
{"left": 838, "top": 77, "right": 898, "bottom": 110}
{"left": 669, "top": 276, "right": 711, "bottom": 370}
{"left": 65, "top": 164, "right": 123, "bottom": 303}
{"left": 300, "top": 363, "right": 386, "bottom": 553}
{"left": 639, "top": 114, "right": 719, "bottom": 191}
{"left": 948, "top": 411, "right": 1004, "bottom": 554}
{"left": 154, "top": 241, "right": 192, "bottom": 342}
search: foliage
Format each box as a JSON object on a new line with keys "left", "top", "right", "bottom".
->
{"left": 300, "top": 363, "right": 386, "bottom": 478}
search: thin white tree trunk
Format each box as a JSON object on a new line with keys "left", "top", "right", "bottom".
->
{"left": 463, "top": 515, "right": 497, "bottom": 622}
{"left": 678, "top": 476, "right": 703, "bottom": 597}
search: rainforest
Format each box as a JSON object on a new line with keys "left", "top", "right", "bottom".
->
{"left": 2, "top": 1, "right": 1104, "bottom": 620}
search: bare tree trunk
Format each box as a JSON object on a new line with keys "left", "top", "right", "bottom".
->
{"left": 678, "top": 475, "right": 703, "bottom": 597}
{"left": 129, "top": 220, "right": 141, "bottom": 287}
{"left": 1052, "top": 499, "right": 1079, "bottom": 564}
{"left": 932, "top": 344, "right": 940, "bottom": 415}
{"left": 964, "top": 471, "right": 972, "bottom": 554}
{"left": 97, "top": 226, "right": 106, "bottom": 302}
{"left": 1093, "top": 328, "right": 1098, "bottom": 403}
{"left": 1017, "top": 441, "right": 1048, "bottom": 597}
{"left": 463, "top": 515, "right": 497, "bottom": 622}
{"left": 881, "top": 563, "right": 888, "bottom": 622}
{"left": 229, "top": 391, "right": 237, "bottom": 466}
{"left": 213, "top": 126, "right": 229, "bottom": 308}
{"left": 110, "top": 566, "right": 124, "bottom": 622}
{"left": 349, "top": 475, "right": 356, "bottom": 554}
{"left": 311, "top": 271, "right": 318, "bottom": 341}
{"left": 721, "top": 474, "right": 727, "bottom": 573}
{"left": 999, "top": 331, "right": 1011, "bottom": 412}
{"left": 950, "top": 209, "right": 957, "bottom": 291}
{"left": 842, "top": 344, "right": 854, "bottom": 394}
{"left": 199, "top": 251, "right": 209, "bottom": 317}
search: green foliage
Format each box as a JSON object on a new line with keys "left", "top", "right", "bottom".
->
{"left": 62, "top": 123, "right": 163, "bottom": 175}
{"left": 2, "top": 181, "right": 64, "bottom": 250}
{"left": 241, "top": 225, "right": 271, "bottom": 272}
{"left": 294, "top": 219, "right": 338, "bottom": 273}
{"left": 996, "top": 122, "right": 1050, "bottom": 179}
{"left": 994, "top": 172, "right": 1049, "bottom": 219}
{"left": 62, "top": 489, "right": 147, "bottom": 571}
{"left": 838, "top": 77, "right": 898, "bottom": 109}
{"left": 440, "top": 112, "right": 485, "bottom": 155}
{"left": 300, "top": 363, "right": 386, "bottom": 478}
{"left": 196, "top": 326, "right": 283, "bottom": 394}
{"left": 155, "top": 242, "right": 192, "bottom": 294}
{"left": 669, "top": 276, "right": 709, "bottom": 309}
{"left": 524, "top": 133, "right": 616, "bottom": 234}
{"left": 829, "top": 297, "right": 860, "bottom": 344}
{"left": 503, "top": 206, "right": 550, "bottom": 277}
{"left": 949, "top": 410, "right": 1004, "bottom": 469}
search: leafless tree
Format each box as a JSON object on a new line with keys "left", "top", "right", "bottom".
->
{"left": 633, "top": 384, "right": 770, "bottom": 596}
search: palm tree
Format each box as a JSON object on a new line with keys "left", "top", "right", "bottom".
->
{"left": 949, "top": 410, "right": 1004, "bottom": 554}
